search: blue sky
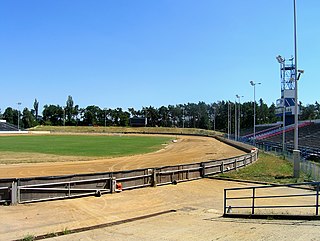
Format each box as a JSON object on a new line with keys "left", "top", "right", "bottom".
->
{"left": 1, "top": 0, "right": 319, "bottom": 112}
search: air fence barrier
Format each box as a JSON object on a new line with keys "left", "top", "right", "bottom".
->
{"left": 0, "top": 137, "right": 258, "bottom": 205}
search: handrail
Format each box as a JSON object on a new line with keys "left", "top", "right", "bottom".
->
{"left": 224, "top": 181, "right": 320, "bottom": 217}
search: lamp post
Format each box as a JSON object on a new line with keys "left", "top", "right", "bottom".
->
{"left": 250, "top": 81, "right": 261, "bottom": 145}
{"left": 17, "top": 102, "right": 21, "bottom": 131}
{"left": 236, "top": 95, "right": 244, "bottom": 141}
{"left": 213, "top": 106, "right": 216, "bottom": 132}
{"left": 293, "top": 0, "right": 300, "bottom": 178}
{"left": 227, "top": 101, "right": 231, "bottom": 139}
{"left": 234, "top": 99, "right": 237, "bottom": 141}
{"left": 104, "top": 108, "right": 107, "bottom": 127}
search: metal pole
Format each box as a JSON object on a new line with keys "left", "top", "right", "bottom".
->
{"left": 228, "top": 102, "right": 230, "bottom": 139}
{"left": 236, "top": 95, "right": 244, "bottom": 141}
{"left": 238, "top": 99, "right": 240, "bottom": 140}
{"left": 234, "top": 101, "right": 237, "bottom": 141}
{"left": 253, "top": 84, "right": 256, "bottom": 143}
{"left": 293, "top": 0, "right": 300, "bottom": 178}
{"left": 283, "top": 97, "right": 286, "bottom": 153}
{"left": 213, "top": 107, "right": 216, "bottom": 131}
{"left": 104, "top": 109, "right": 107, "bottom": 127}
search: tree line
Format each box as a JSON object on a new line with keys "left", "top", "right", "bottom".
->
{"left": 1, "top": 95, "right": 320, "bottom": 131}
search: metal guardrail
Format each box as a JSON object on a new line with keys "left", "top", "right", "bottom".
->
{"left": 0, "top": 150, "right": 258, "bottom": 205}
{"left": 224, "top": 181, "right": 320, "bottom": 217}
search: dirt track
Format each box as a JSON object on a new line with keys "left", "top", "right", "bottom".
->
{"left": 0, "top": 135, "right": 245, "bottom": 178}
{"left": 2, "top": 179, "right": 320, "bottom": 241}
{"left": 1, "top": 134, "right": 319, "bottom": 240}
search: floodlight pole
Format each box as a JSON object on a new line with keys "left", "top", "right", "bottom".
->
{"left": 213, "top": 106, "right": 216, "bottom": 132}
{"left": 227, "top": 102, "right": 230, "bottom": 139}
{"left": 234, "top": 100, "right": 237, "bottom": 141}
{"left": 236, "top": 95, "right": 244, "bottom": 141}
{"left": 250, "top": 81, "right": 261, "bottom": 145}
{"left": 293, "top": 0, "right": 300, "bottom": 178}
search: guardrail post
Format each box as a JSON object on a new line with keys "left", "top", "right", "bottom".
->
{"left": 110, "top": 177, "right": 116, "bottom": 193}
{"left": 201, "top": 163, "right": 206, "bottom": 177}
{"left": 11, "top": 181, "right": 18, "bottom": 205}
{"left": 68, "top": 182, "right": 71, "bottom": 197}
{"left": 252, "top": 187, "right": 256, "bottom": 215}
{"left": 316, "top": 183, "right": 319, "bottom": 216}
{"left": 151, "top": 169, "right": 157, "bottom": 187}
{"left": 221, "top": 162, "right": 224, "bottom": 173}
{"left": 234, "top": 159, "right": 237, "bottom": 170}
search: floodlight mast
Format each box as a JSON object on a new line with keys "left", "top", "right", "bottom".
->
{"left": 236, "top": 95, "right": 244, "bottom": 141}
{"left": 293, "top": 0, "right": 299, "bottom": 178}
{"left": 250, "top": 81, "right": 261, "bottom": 144}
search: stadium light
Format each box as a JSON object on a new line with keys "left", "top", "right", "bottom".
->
{"left": 250, "top": 81, "right": 261, "bottom": 145}
{"left": 293, "top": 0, "right": 300, "bottom": 178}
{"left": 276, "top": 55, "right": 285, "bottom": 64}
{"left": 236, "top": 95, "right": 244, "bottom": 141}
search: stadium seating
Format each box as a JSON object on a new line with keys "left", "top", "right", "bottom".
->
{"left": 260, "top": 122, "right": 320, "bottom": 149}
{"left": 0, "top": 122, "right": 19, "bottom": 131}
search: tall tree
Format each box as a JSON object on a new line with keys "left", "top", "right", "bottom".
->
{"left": 33, "top": 98, "right": 39, "bottom": 121}
{"left": 22, "top": 108, "right": 35, "bottom": 128}
{"left": 42, "top": 104, "right": 63, "bottom": 126}
{"left": 66, "top": 95, "right": 75, "bottom": 125}
{"left": 3, "top": 107, "right": 15, "bottom": 124}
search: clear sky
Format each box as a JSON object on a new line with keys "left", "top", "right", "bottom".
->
{"left": 1, "top": 0, "right": 319, "bottom": 112}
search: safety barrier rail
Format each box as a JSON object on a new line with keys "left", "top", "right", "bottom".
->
{"left": 224, "top": 181, "right": 320, "bottom": 217}
{"left": 0, "top": 137, "right": 258, "bottom": 205}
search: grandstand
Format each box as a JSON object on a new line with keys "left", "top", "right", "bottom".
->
{"left": 255, "top": 121, "right": 320, "bottom": 149}
{"left": 0, "top": 120, "right": 21, "bottom": 132}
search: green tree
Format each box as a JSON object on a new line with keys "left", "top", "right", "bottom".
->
{"left": 22, "top": 108, "right": 36, "bottom": 128}
{"left": 82, "top": 105, "right": 101, "bottom": 126}
{"left": 42, "top": 104, "right": 63, "bottom": 125}
{"left": 3, "top": 107, "right": 15, "bottom": 124}
{"left": 33, "top": 98, "right": 39, "bottom": 122}
{"left": 65, "top": 95, "right": 76, "bottom": 125}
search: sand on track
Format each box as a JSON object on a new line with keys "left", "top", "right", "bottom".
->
{"left": 0, "top": 135, "right": 245, "bottom": 178}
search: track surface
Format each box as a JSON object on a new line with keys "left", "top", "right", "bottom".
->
{"left": 0, "top": 135, "right": 244, "bottom": 178}
{"left": 2, "top": 179, "right": 320, "bottom": 241}
{"left": 1, "top": 134, "right": 316, "bottom": 240}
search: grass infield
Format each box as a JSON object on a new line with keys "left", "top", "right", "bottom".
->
{"left": 0, "top": 135, "right": 172, "bottom": 157}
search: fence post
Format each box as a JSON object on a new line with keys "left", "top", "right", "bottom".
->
{"left": 110, "top": 177, "right": 116, "bottom": 193}
{"left": 316, "top": 183, "right": 319, "bottom": 216}
{"left": 11, "top": 181, "right": 18, "bottom": 205}
{"left": 234, "top": 159, "right": 237, "bottom": 170}
{"left": 201, "top": 163, "right": 206, "bottom": 177}
{"left": 221, "top": 162, "right": 224, "bottom": 174}
{"left": 68, "top": 182, "right": 71, "bottom": 197}
{"left": 223, "top": 189, "right": 227, "bottom": 215}
{"left": 252, "top": 187, "right": 256, "bottom": 215}
{"left": 151, "top": 169, "right": 157, "bottom": 187}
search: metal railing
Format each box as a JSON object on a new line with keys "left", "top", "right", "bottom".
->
{"left": 224, "top": 181, "right": 320, "bottom": 217}
{"left": 0, "top": 149, "right": 258, "bottom": 205}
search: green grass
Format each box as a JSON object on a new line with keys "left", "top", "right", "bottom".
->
{"left": 218, "top": 152, "right": 310, "bottom": 184}
{"left": 0, "top": 135, "right": 172, "bottom": 157}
